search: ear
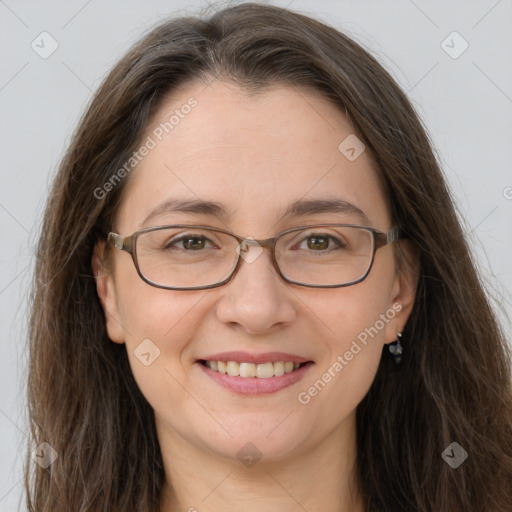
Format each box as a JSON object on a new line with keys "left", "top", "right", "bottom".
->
{"left": 91, "top": 241, "right": 126, "bottom": 344}
{"left": 384, "top": 239, "right": 419, "bottom": 344}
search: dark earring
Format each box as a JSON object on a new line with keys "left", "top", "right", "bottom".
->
{"left": 388, "top": 332, "right": 403, "bottom": 365}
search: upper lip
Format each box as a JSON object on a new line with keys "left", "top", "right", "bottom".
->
{"left": 198, "top": 351, "right": 312, "bottom": 364}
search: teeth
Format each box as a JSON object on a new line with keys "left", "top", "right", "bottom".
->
{"left": 274, "top": 361, "right": 284, "bottom": 376}
{"left": 203, "top": 360, "right": 304, "bottom": 378}
{"left": 256, "top": 362, "right": 274, "bottom": 379}
{"left": 239, "top": 362, "right": 256, "bottom": 377}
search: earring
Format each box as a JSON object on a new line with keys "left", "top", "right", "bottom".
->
{"left": 388, "top": 332, "right": 403, "bottom": 365}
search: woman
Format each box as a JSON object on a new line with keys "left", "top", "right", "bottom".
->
{"left": 25, "top": 3, "right": 512, "bottom": 511}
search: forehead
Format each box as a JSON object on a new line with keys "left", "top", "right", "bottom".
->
{"left": 116, "top": 80, "right": 391, "bottom": 234}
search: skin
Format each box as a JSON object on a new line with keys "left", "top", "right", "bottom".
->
{"left": 93, "top": 80, "right": 417, "bottom": 512}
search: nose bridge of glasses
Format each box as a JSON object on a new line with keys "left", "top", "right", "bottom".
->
{"left": 237, "top": 236, "right": 274, "bottom": 254}
{"left": 230, "top": 236, "right": 280, "bottom": 285}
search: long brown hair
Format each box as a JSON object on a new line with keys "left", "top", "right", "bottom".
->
{"left": 25, "top": 3, "right": 512, "bottom": 511}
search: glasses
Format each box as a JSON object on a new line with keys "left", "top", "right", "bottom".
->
{"left": 107, "top": 223, "right": 401, "bottom": 290}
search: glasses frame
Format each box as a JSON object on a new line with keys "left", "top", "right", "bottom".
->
{"left": 107, "top": 223, "right": 401, "bottom": 291}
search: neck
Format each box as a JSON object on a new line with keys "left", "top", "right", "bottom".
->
{"left": 158, "top": 412, "right": 365, "bottom": 512}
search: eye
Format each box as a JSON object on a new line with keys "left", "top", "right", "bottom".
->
{"left": 164, "top": 234, "right": 214, "bottom": 251}
{"left": 296, "top": 233, "right": 344, "bottom": 251}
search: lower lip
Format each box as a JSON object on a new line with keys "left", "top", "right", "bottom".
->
{"left": 197, "top": 362, "right": 314, "bottom": 395}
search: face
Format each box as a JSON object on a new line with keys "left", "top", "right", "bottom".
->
{"left": 93, "top": 80, "right": 416, "bottom": 464}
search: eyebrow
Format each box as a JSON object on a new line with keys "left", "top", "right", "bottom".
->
{"left": 140, "top": 197, "right": 371, "bottom": 227}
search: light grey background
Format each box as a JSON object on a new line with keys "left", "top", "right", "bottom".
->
{"left": 1, "top": 0, "right": 511, "bottom": 509}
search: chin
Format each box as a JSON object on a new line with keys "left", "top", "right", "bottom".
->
{"left": 193, "top": 418, "right": 314, "bottom": 466}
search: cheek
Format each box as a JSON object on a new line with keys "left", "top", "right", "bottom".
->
{"left": 298, "top": 257, "right": 395, "bottom": 415}
{"left": 295, "top": 298, "right": 388, "bottom": 436}
{"left": 320, "top": 287, "right": 389, "bottom": 386}
{"left": 314, "top": 258, "right": 395, "bottom": 358}
{"left": 117, "top": 290, "right": 213, "bottom": 440}
{"left": 115, "top": 255, "right": 203, "bottom": 343}
{"left": 113, "top": 267, "right": 206, "bottom": 392}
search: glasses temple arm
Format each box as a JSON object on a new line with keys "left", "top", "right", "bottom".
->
{"left": 107, "top": 232, "right": 134, "bottom": 254}
{"left": 386, "top": 226, "right": 402, "bottom": 243}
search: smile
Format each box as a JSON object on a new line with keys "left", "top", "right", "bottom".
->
{"left": 200, "top": 360, "right": 304, "bottom": 378}
{"left": 197, "top": 353, "right": 314, "bottom": 395}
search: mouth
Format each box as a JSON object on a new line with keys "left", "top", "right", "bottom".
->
{"left": 199, "top": 359, "right": 307, "bottom": 377}
{"left": 196, "top": 353, "right": 314, "bottom": 395}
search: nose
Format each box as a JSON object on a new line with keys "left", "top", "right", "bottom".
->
{"left": 215, "top": 244, "right": 297, "bottom": 335}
